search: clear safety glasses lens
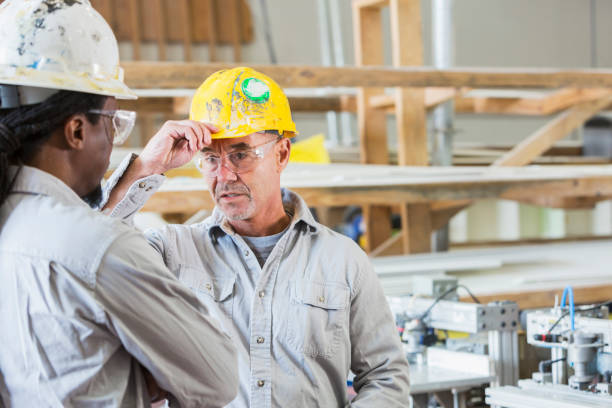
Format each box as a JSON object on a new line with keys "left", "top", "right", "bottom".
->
{"left": 89, "top": 109, "right": 136, "bottom": 146}
{"left": 195, "top": 138, "right": 280, "bottom": 176}
{"left": 110, "top": 110, "right": 136, "bottom": 145}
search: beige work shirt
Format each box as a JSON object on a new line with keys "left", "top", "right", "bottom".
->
{"left": 0, "top": 165, "right": 238, "bottom": 407}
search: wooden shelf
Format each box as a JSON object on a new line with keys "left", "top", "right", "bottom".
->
{"left": 122, "top": 62, "right": 612, "bottom": 90}
{"left": 138, "top": 163, "right": 612, "bottom": 214}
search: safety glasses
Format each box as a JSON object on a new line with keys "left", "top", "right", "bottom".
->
{"left": 196, "top": 136, "right": 281, "bottom": 176}
{"left": 88, "top": 109, "right": 136, "bottom": 146}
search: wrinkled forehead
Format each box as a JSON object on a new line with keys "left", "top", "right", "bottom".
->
{"left": 203, "top": 132, "right": 273, "bottom": 152}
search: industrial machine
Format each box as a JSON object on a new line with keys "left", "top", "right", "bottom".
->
{"left": 389, "top": 276, "right": 520, "bottom": 408}
{"left": 485, "top": 286, "right": 612, "bottom": 408}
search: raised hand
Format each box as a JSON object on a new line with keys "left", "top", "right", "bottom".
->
{"left": 139, "top": 120, "right": 218, "bottom": 175}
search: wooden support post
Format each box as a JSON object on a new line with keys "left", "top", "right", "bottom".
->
{"left": 494, "top": 93, "right": 612, "bottom": 166}
{"left": 391, "top": 0, "right": 431, "bottom": 254}
{"left": 400, "top": 203, "right": 432, "bottom": 253}
{"left": 151, "top": 0, "right": 166, "bottom": 60}
{"left": 228, "top": 0, "right": 242, "bottom": 62}
{"left": 139, "top": 114, "right": 155, "bottom": 147}
{"left": 353, "top": 1, "right": 392, "bottom": 253}
{"left": 178, "top": 0, "right": 193, "bottom": 61}
{"left": 206, "top": 0, "right": 218, "bottom": 61}
{"left": 128, "top": 0, "right": 141, "bottom": 59}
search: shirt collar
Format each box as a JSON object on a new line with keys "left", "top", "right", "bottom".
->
{"left": 205, "top": 188, "right": 320, "bottom": 239}
{"left": 8, "top": 165, "right": 88, "bottom": 208}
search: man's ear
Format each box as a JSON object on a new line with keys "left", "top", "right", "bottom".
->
{"left": 63, "top": 114, "right": 86, "bottom": 150}
{"left": 276, "top": 137, "right": 291, "bottom": 172}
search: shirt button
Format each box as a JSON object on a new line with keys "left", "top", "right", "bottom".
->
{"left": 257, "top": 380, "right": 265, "bottom": 387}
{"left": 205, "top": 283, "right": 212, "bottom": 291}
{"left": 259, "top": 291, "right": 265, "bottom": 298}
{"left": 318, "top": 296, "right": 325, "bottom": 303}
{"left": 244, "top": 250, "right": 249, "bottom": 257}
{"left": 256, "top": 336, "right": 265, "bottom": 344}
{"left": 138, "top": 181, "right": 146, "bottom": 188}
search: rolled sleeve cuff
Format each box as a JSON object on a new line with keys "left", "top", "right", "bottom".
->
{"left": 108, "top": 174, "right": 165, "bottom": 219}
{"left": 102, "top": 154, "right": 166, "bottom": 220}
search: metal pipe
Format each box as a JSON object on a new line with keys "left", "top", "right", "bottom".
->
{"left": 432, "top": 0, "right": 455, "bottom": 252}
{"left": 551, "top": 347, "right": 568, "bottom": 385}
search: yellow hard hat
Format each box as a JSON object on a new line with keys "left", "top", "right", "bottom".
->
{"left": 190, "top": 67, "right": 297, "bottom": 139}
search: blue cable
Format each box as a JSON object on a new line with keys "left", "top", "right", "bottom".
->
{"left": 560, "top": 286, "right": 575, "bottom": 331}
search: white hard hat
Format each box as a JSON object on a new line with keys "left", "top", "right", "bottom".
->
{"left": 0, "top": 0, "right": 136, "bottom": 105}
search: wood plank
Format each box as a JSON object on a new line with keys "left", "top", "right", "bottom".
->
{"left": 430, "top": 200, "right": 471, "bottom": 230}
{"left": 137, "top": 164, "right": 612, "bottom": 213}
{"left": 227, "top": 0, "right": 242, "bottom": 62}
{"left": 464, "top": 284, "right": 612, "bottom": 310}
{"left": 451, "top": 234, "right": 612, "bottom": 249}
{"left": 512, "top": 195, "right": 607, "bottom": 209}
{"left": 206, "top": 0, "right": 218, "bottom": 61}
{"left": 90, "top": 0, "right": 114, "bottom": 27}
{"left": 119, "top": 97, "right": 177, "bottom": 114}
{"left": 390, "top": 0, "right": 430, "bottom": 254}
{"left": 122, "top": 62, "right": 612, "bottom": 90}
{"left": 353, "top": 3, "right": 392, "bottom": 253}
{"left": 493, "top": 93, "right": 612, "bottom": 166}
{"left": 150, "top": 0, "right": 167, "bottom": 60}
{"left": 178, "top": 0, "right": 193, "bottom": 61}
{"left": 401, "top": 203, "right": 432, "bottom": 253}
{"left": 128, "top": 0, "right": 141, "bottom": 59}
{"left": 370, "top": 234, "right": 404, "bottom": 257}
{"left": 353, "top": 0, "right": 390, "bottom": 8}
{"left": 391, "top": 0, "right": 427, "bottom": 166}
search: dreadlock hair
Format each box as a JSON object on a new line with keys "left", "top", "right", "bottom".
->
{"left": 0, "top": 90, "right": 107, "bottom": 207}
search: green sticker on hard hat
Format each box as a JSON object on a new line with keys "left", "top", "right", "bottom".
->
{"left": 242, "top": 77, "right": 270, "bottom": 103}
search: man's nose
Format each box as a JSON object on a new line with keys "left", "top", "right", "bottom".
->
{"left": 216, "top": 160, "right": 238, "bottom": 182}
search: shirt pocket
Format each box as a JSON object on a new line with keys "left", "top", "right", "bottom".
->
{"left": 178, "top": 265, "right": 235, "bottom": 322}
{"left": 284, "top": 279, "right": 350, "bottom": 359}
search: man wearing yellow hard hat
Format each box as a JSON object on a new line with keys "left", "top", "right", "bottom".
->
{"left": 106, "top": 67, "right": 410, "bottom": 407}
{"left": 0, "top": 1, "right": 238, "bottom": 406}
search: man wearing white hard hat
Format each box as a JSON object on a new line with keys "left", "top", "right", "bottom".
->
{"left": 105, "top": 67, "right": 411, "bottom": 407}
{"left": 0, "top": 1, "right": 238, "bottom": 407}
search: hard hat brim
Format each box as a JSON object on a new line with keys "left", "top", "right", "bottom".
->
{"left": 0, "top": 66, "right": 137, "bottom": 100}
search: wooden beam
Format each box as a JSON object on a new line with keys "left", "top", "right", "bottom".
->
{"left": 122, "top": 62, "right": 612, "bottom": 90}
{"left": 137, "top": 164, "right": 612, "bottom": 214}
{"left": 206, "top": 0, "right": 218, "bottom": 61}
{"left": 178, "top": 0, "right": 193, "bottom": 61}
{"left": 390, "top": 0, "right": 430, "bottom": 255}
{"left": 430, "top": 200, "right": 471, "bottom": 230}
{"left": 353, "top": 2, "right": 392, "bottom": 253}
{"left": 493, "top": 93, "right": 612, "bottom": 166}
{"left": 151, "top": 0, "right": 166, "bottom": 60}
{"left": 353, "top": 0, "right": 390, "bottom": 9}
{"left": 400, "top": 203, "right": 432, "bottom": 253}
{"left": 452, "top": 234, "right": 612, "bottom": 249}
{"left": 128, "top": 0, "right": 141, "bottom": 59}
{"left": 390, "top": 0, "right": 427, "bottom": 166}
{"left": 370, "top": 234, "right": 403, "bottom": 257}
{"left": 463, "top": 284, "right": 612, "bottom": 310}
{"left": 512, "top": 195, "right": 607, "bottom": 209}
{"left": 228, "top": 0, "right": 242, "bottom": 61}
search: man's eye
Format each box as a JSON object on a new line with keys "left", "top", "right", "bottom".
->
{"left": 231, "top": 151, "right": 249, "bottom": 161}
{"left": 203, "top": 155, "right": 219, "bottom": 163}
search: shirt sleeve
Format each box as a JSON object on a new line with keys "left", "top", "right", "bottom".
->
{"left": 95, "top": 230, "right": 239, "bottom": 408}
{"left": 101, "top": 153, "right": 165, "bottom": 223}
{"left": 349, "top": 259, "right": 411, "bottom": 407}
